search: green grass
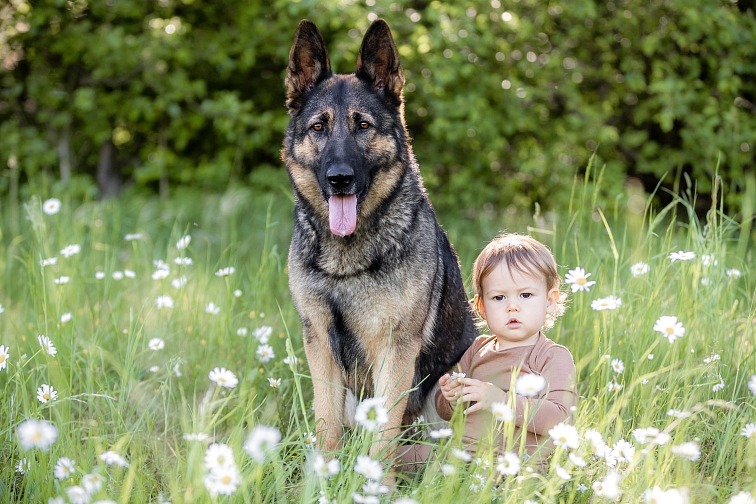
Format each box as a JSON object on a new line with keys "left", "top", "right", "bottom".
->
{"left": 0, "top": 171, "right": 754, "bottom": 503}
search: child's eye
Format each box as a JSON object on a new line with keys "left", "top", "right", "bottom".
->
{"left": 493, "top": 295, "right": 505, "bottom": 301}
{"left": 521, "top": 293, "right": 533, "bottom": 298}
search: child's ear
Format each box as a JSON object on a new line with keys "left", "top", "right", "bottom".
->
{"left": 546, "top": 288, "right": 560, "bottom": 312}
{"left": 474, "top": 295, "right": 486, "bottom": 320}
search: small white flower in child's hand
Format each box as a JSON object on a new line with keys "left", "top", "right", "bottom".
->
{"left": 450, "top": 372, "right": 466, "bottom": 383}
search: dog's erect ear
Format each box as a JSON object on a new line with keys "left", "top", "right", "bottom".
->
{"left": 356, "top": 19, "right": 405, "bottom": 106}
{"left": 285, "top": 20, "right": 332, "bottom": 112}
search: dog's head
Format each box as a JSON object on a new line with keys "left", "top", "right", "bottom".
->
{"left": 283, "top": 20, "right": 409, "bottom": 238}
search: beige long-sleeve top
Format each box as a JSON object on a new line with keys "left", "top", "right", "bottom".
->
{"left": 435, "top": 332, "right": 577, "bottom": 462}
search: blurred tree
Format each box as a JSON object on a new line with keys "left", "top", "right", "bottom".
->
{"left": 0, "top": 0, "right": 753, "bottom": 220}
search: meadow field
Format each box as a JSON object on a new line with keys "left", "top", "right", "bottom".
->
{"left": 0, "top": 170, "right": 754, "bottom": 503}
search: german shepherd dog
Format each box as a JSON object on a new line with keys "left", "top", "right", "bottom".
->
{"left": 283, "top": 19, "right": 477, "bottom": 460}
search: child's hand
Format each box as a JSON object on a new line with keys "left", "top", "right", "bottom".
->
{"left": 457, "top": 378, "right": 508, "bottom": 414}
{"left": 439, "top": 373, "right": 464, "bottom": 404}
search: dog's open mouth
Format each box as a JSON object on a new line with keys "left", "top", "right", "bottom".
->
{"left": 328, "top": 194, "right": 358, "bottom": 237}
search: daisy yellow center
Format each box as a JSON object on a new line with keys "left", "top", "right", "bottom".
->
{"left": 0, "top": 355, "right": 5, "bottom": 363}
{"left": 577, "top": 278, "right": 587, "bottom": 285}
{"left": 31, "top": 431, "right": 42, "bottom": 442}
{"left": 221, "top": 474, "right": 232, "bottom": 484}
{"left": 665, "top": 327, "right": 675, "bottom": 335}
{"left": 43, "top": 392, "right": 50, "bottom": 400}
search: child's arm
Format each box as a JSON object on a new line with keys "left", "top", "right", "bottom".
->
{"left": 511, "top": 347, "right": 577, "bottom": 435}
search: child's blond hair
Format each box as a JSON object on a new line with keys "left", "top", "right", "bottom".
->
{"left": 471, "top": 233, "right": 566, "bottom": 329}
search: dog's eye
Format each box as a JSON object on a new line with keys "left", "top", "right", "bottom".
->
{"left": 311, "top": 123, "right": 324, "bottom": 132}
{"left": 358, "top": 121, "right": 371, "bottom": 130}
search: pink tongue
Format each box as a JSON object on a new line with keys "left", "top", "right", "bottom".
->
{"left": 328, "top": 195, "right": 358, "bottom": 236}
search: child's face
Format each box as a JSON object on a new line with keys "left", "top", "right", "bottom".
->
{"left": 478, "top": 262, "right": 559, "bottom": 349}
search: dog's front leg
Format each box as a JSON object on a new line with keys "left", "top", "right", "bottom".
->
{"left": 370, "top": 339, "right": 421, "bottom": 462}
{"left": 303, "top": 334, "right": 345, "bottom": 452}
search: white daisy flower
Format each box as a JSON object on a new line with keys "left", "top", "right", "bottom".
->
{"left": 172, "top": 276, "right": 188, "bottom": 289}
{"left": 215, "top": 266, "right": 235, "bottom": 277}
{"left": 40, "top": 257, "right": 58, "bottom": 267}
{"left": 176, "top": 235, "right": 191, "bottom": 250}
{"left": 633, "top": 427, "right": 662, "bottom": 444}
{"left": 451, "top": 448, "right": 472, "bottom": 462}
{"left": 253, "top": 326, "right": 273, "bottom": 342}
{"left": 701, "top": 254, "right": 718, "bottom": 267}
{"left": 354, "top": 397, "right": 389, "bottom": 432}
{"left": 112, "top": 271, "right": 124, "bottom": 280}
{"left": 591, "top": 295, "right": 622, "bottom": 311}
{"left": 99, "top": 450, "right": 129, "bottom": 467}
{"left": 38, "top": 335, "right": 57, "bottom": 356}
{"left": 729, "top": 491, "right": 756, "bottom": 504}
{"left": 233, "top": 289, "right": 242, "bottom": 297}
{"left": 548, "top": 422, "right": 580, "bottom": 449}
{"left": 515, "top": 373, "right": 546, "bottom": 397}
{"left": 268, "top": 377, "right": 281, "bottom": 388}
{"left": 644, "top": 486, "right": 690, "bottom": 504}
{"left": 354, "top": 455, "right": 383, "bottom": 481}
{"left": 124, "top": 269, "right": 136, "bottom": 279}
{"left": 208, "top": 367, "right": 238, "bottom": 389}
{"left": 204, "top": 443, "right": 236, "bottom": 471}
{"left": 555, "top": 465, "right": 572, "bottom": 480}
{"left": 155, "top": 295, "right": 174, "bottom": 310}
{"left": 205, "top": 302, "right": 220, "bottom": 315}
{"left": 124, "top": 233, "right": 143, "bottom": 241}
{"left": 0, "top": 344, "right": 9, "bottom": 371}
{"left": 256, "top": 344, "right": 275, "bottom": 363}
{"left": 653, "top": 315, "right": 686, "bottom": 343}
{"left": 726, "top": 268, "right": 742, "bottom": 279}
{"left": 183, "top": 432, "right": 211, "bottom": 442}
{"left": 203, "top": 464, "right": 240, "bottom": 497}
{"left": 60, "top": 244, "right": 81, "bottom": 258}
{"left": 174, "top": 257, "right": 193, "bottom": 266}
{"left": 17, "top": 419, "right": 58, "bottom": 451}
{"left": 592, "top": 471, "right": 622, "bottom": 501}
{"left": 43, "top": 198, "right": 62, "bottom": 215}
{"left": 152, "top": 268, "right": 170, "bottom": 280}
{"left": 611, "top": 439, "right": 635, "bottom": 463}
{"left": 311, "top": 454, "right": 340, "bottom": 478}
{"left": 491, "top": 402, "right": 514, "bottom": 422}
{"left": 667, "top": 409, "right": 692, "bottom": 419}
{"left": 668, "top": 250, "right": 695, "bottom": 262}
{"left": 148, "top": 338, "right": 165, "bottom": 351}
{"left": 60, "top": 312, "right": 72, "bottom": 323}
{"left": 352, "top": 493, "right": 380, "bottom": 504}
{"left": 740, "top": 423, "right": 756, "bottom": 439}
{"left": 243, "top": 425, "right": 281, "bottom": 463}
{"left": 630, "top": 261, "right": 650, "bottom": 276}
{"left": 303, "top": 432, "right": 317, "bottom": 447}
{"left": 37, "top": 384, "right": 58, "bottom": 403}
{"left": 95, "top": 271, "right": 106, "bottom": 280}
{"left": 429, "top": 428, "right": 453, "bottom": 439}
{"left": 568, "top": 452, "right": 587, "bottom": 467}
{"left": 611, "top": 358, "right": 624, "bottom": 373}
{"left": 236, "top": 327, "right": 249, "bottom": 337}
{"left": 53, "top": 276, "right": 70, "bottom": 285}
{"left": 496, "top": 452, "right": 520, "bottom": 476}
{"left": 66, "top": 486, "right": 89, "bottom": 504}
{"left": 748, "top": 375, "right": 756, "bottom": 396}
{"left": 82, "top": 472, "right": 104, "bottom": 494}
{"left": 54, "top": 457, "right": 76, "bottom": 480}
{"left": 712, "top": 375, "right": 725, "bottom": 392}
{"left": 671, "top": 441, "right": 701, "bottom": 461}
{"left": 441, "top": 463, "right": 455, "bottom": 476}
{"left": 564, "top": 267, "right": 596, "bottom": 292}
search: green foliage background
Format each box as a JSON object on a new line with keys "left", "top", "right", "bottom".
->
{"left": 1, "top": 0, "right": 754, "bottom": 216}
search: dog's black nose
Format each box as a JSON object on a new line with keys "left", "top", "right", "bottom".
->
{"left": 327, "top": 165, "right": 354, "bottom": 191}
